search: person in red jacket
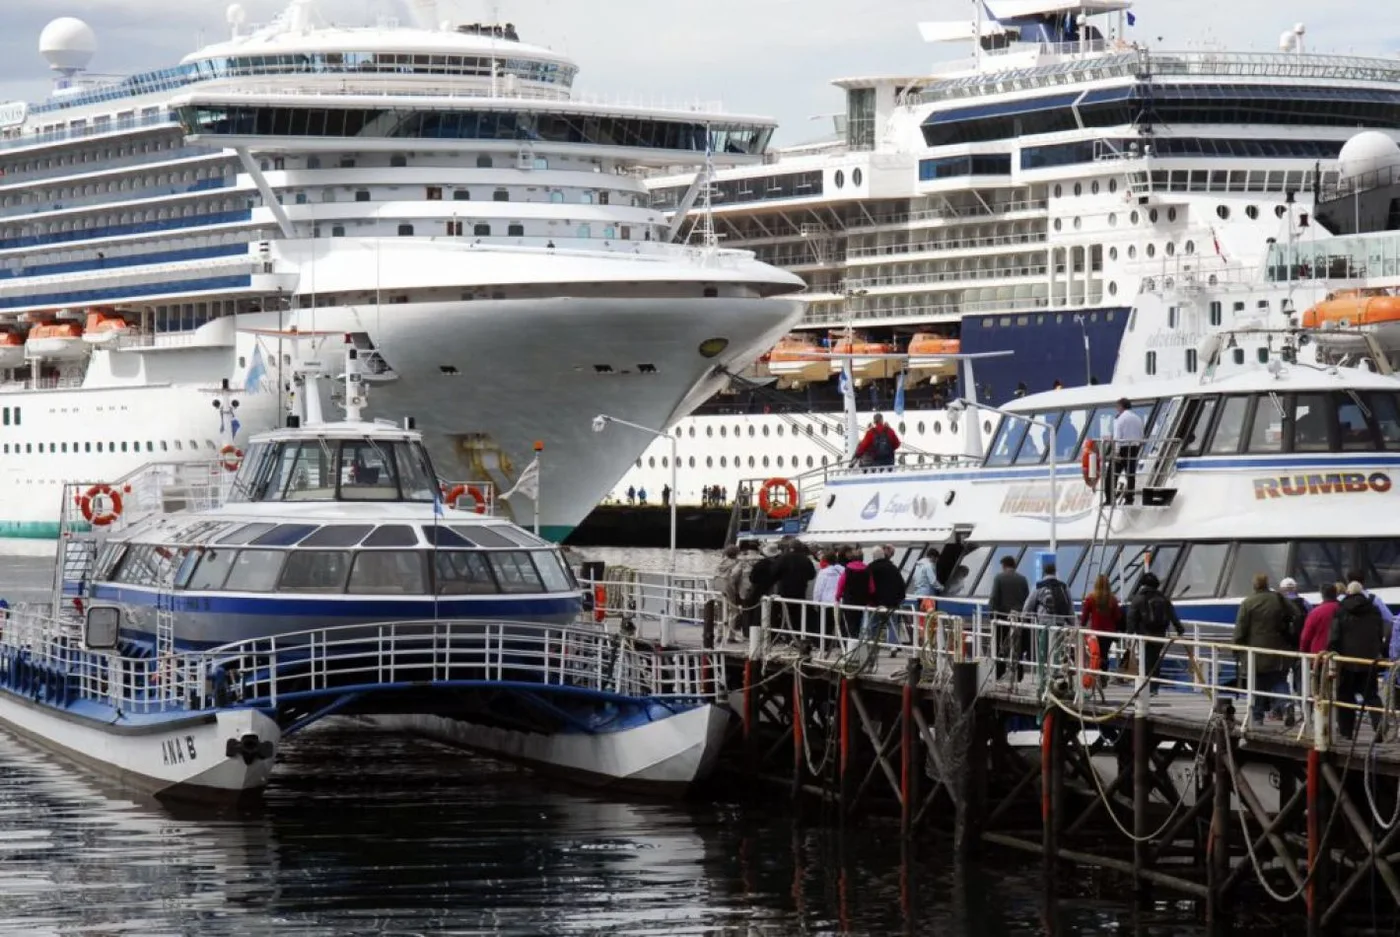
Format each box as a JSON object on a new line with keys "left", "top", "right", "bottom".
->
{"left": 1080, "top": 574, "right": 1123, "bottom": 687}
{"left": 853, "top": 413, "right": 900, "bottom": 468}
{"left": 1299, "top": 582, "right": 1340, "bottom": 654}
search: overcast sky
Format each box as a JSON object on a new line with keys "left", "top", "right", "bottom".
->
{"left": 1, "top": 0, "right": 1397, "bottom": 142}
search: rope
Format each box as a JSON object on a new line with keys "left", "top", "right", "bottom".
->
{"left": 1361, "top": 666, "right": 1400, "bottom": 830}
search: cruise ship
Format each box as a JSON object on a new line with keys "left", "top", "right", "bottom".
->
{"left": 611, "top": 0, "right": 1400, "bottom": 503}
{"left": 0, "top": 0, "right": 804, "bottom": 546}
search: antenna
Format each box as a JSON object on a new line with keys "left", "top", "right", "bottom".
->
{"left": 342, "top": 335, "right": 367, "bottom": 422}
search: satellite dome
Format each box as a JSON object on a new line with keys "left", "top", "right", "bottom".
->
{"left": 1338, "top": 131, "right": 1400, "bottom": 180}
{"left": 39, "top": 17, "right": 97, "bottom": 73}
{"left": 227, "top": 3, "right": 248, "bottom": 26}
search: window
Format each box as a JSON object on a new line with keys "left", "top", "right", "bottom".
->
{"left": 476, "top": 155, "right": 493, "bottom": 168}
{"left": 1145, "top": 350, "right": 1157, "bottom": 375}
{"left": 974, "top": 547, "right": 1023, "bottom": 597}
{"left": 348, "top": 550, "right": 427, "bottom": 594}
{"left": 473, "top": 223, "right": 491, "bottom": 236}
{"left": 507, "top": 223, "right": 524, "bottom": 237}
{"left": 943, "top": 545, "right": 991, "bottom": 598}
{"left": 487, "top": 551, "right": 545, "bottom": 593}
{"left": 1364, "top": 540, "right": 1400, "bottom": 589}
{"left": 1053, "top": 408, "right": 1089, "bottom": 462}
{"left": 302, "top": 525, "right": 374, "bottom": 547}
{"left": 397, "top": 223, "right": 414, "bottom": 236}
{"left": 435, "top": 550, "right": 498, "bottom": 594}
{"left": 184, "top": 548, "right": 235, "bottom": 590}
{"left": 985, "top": 417, "right": 1028, "bottom": 466}
{"left": 531, "top": 550, "right": 574, "bottom": 592}
{"left": 355, "top": 190, "right": 370, "bottom": 202}
{"left": 1207, "top": 396, "right": 1250, "bottom": 454}
{"left": 1209, "top": 301, "right": 1222, "bottom": 326}
{"left": 1171, "top": 543, "right": 1229, "bottom": 599}
{"left": 1013, "top": 412, "right": 1059, "bottom": 464}
{"left": 1338, "top": 392, "right": 1379, "bottom": 450}
{"left": 493, "top": 188, "right": 509, "bottom": 202}
{"left": 1367, "top": 391, "right": 1400, "bottom": 448}
{"left": 1292, "top": 540, "right": 1348, "bottom": 591}
{"left": 1225, "top": 542, "right": 1290, "bottom": 596}
{"left": 1292, "top": 393, "right": 1330, "bottom": 451}
{"left": 222, "top": 550, "right": 285, "bottom": 592}
{"left": 363, "top": 524, "right": 417, "bottom": 547}
{"left": 278, "top": 551, "right": 352, "bottom": 593}
{"left": 453, "top": 189, "right": 470, "bottom": 201}
{"left": 426, "top": 186, "right": 442, "bottom": 200}
{"left": 1246, "top": 394, "right": 1286, "bottom": 452}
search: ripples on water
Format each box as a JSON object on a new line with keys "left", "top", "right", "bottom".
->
{"left": 0, "top": 553, "right": 1235, "bottom": 935}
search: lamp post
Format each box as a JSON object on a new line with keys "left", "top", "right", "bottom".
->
{"left": 593, "top": 414, "right": 676, "bottom": 572}
{"left": 955, "top": 399, "right": 1058, "bottom": 553}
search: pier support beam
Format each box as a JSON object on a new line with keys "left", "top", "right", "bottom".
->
{"left": 1132, "top": 714, "right": 1152, "bottom": 900}
{"left": 1207, "top": 711, "right": 1232, "bottom": 929}
{"left": 900, "top": 661, "right": 922, "bottom": 838}
{"left": 1042, "top": 708, "right": 1063, "bottom": 900}
{"left": 952, "top": 660, "right": 985, "bottom": 856}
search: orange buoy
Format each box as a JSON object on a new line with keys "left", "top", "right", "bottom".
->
{"left": 1081, "top": 439, "right": 1101, "bottom": 491}
{"left": 759, "top": 477, "right": 799, "bottom": 519}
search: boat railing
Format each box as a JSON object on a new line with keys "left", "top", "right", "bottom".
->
{"left": 842, "top": 198, "right": 1049, "bottom": 231}
{"left": 752, "top": 597, "right": 1381, "bottom": 736}
{"left": 437, "top": 479, "right": 498, "bottom": 516}
{"left": 846, "top": 264, "right": 1050, "bottom": 290}
{"left": 843, "top": 230, "right": 1048, "bottom": 260}
{"left": 802, "top": 296, "right": 1053, "bottom": 326}
{"left": 582, "top": 571, "right": 721, "bottom": 645}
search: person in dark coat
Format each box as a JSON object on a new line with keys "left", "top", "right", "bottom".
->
{"left": 745, "top": 542, "right": 780, "bottom": 633}
{"left": 1126, "top": 572, "right": 1184, "bottom": 695}
{"left": 1328, "top": 581, "right": 1386, "bottom": 740}
{"left": 835, "top": 555, "right": 874, "bottom": 641}
{"left": 989, "top": 555, "right": 1030, "bottom": 680}
{"left": 867, "top": 544, "right": 909, "bottom": 652}
{"left": 1232, "top": 573, "right": 1297, "bottom": 725}
{"left": 773, "top": 541, "right": 817, "bottom": 636}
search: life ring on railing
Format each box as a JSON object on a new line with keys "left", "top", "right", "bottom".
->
{"left": 78, "top": 484, "right": 123, "bottom": 526}
{"left": 593, "top": 583, "right": 607, "bottom": 623}
{"left": 220, "top": 444, "right": 244, "bottom": 472}
{"left": 758, "top": 477, "right": 799, "bottom": 519}
{"left": 444, "top": 484, "right": 487, "bottom": 514}
{"left": 1082, "top": 633, "right": 1104, "bottom": 690}
{"left": 1081, "top": 439, "right": 1102, "bottom": 491}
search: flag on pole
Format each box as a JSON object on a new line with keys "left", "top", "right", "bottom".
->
{"left": 838, "top": 359, "right": 853, "bottom": 402}
{"left": 432, "top": 488, "right": 445, "bottom": 518}
{"left": 244, "top": 346, "right": 267, "bottom": 394}
{"left": 230, "top": 415, "right": 241, "bottom": 440}
{"left": 893, "top": 372, "right": 906, "bottom": 417}
{"left": 1126, "top": 11, "right": 1136, "bottom": 26}
{"left": 500, "top": 456, "right": 541, "bottom": 501}
{"left": 1211, "top": 227, "right": 1226, "bottom": 260}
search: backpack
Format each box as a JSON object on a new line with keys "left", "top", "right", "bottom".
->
{"left": 1037, "top": 580, "right": 1073, "bottom": 619}
{"left": 1145, "top": 592, "right": 1171, "bottom": 633}
{"left": 870, "top": 427, "right": 894, "bottom": 461}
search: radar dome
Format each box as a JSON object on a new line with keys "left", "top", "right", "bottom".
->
{"left": 227, "top": 3, "right": 248, "bottom": 26}
{"left": 39, "top": 17, "right": 97, "bottom": 73}
{"left": 1338, "top": 131, "right": 1400, "bottom": 180}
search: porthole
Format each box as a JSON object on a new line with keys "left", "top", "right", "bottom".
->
{"left": 706, "top": 456, "right": 713, "bottom": 468}
{"left": 1185, "top": 240, "right": 1196, "bottom": 254}
{"left": 1054, "top": 219, "right": 1062, "bottom": 232}
{"left": 748, "top": 456, "right": 756, "bottom": 468}
{"left": 748, "top": 426, "right": 755, "bottom": 437}
{"left": 1128, "top": 245, "right": 1137, "bottom": 259}
{"left": 951, "top": 421, "right": 959, "bottom": 434}
{"left": 1146, "top": 244, "right": 1156, "bottom": 258}
{"left": 776, "top": 425, "right": 784, "bottom": 437}
{"left": 1275, "top": 205, "right": 1288, "bottom": 218}
{"left": 1054, "top": 184, "right": 1063, "bottom": 198}
{"left": 688, "top": 456, "right": 695, "bottom": 468}
{"left": 1149, "top": 208, "right": 1159, "bottom": 223}
{"left": 687, "top": 427, "right": 695, "bottom": 437}
{"left": 648, "top": 457, "right": 655, "bottom": 468}
{"left": 720, "top": 426, "right": 727, "bottom": 437}
{"left": 1074, "top": 182, "right": 1082, "bottom": 196}
{"left": 1165, "top": 242, "right": 1176, "bottom": 257}
{"left": 934, "top": 421, "right": 942, "bottom": 434}
{"left": 1091, "top": 180, "right": 1100, "bottom": 195}
{"left": 1216, "top": 205, "right": 1230, "bottom": 220}
{"left": 1109, "top": 246, "right": 1118, "bottom": 260}
{"left": 1109, "top": 179, "right": 1118, "bottom": 193}
{"left": 706, "top": 426, "right": 713, "bottom": 437}
{"left": 1108, "top": 213, "right": 1117, "bottom": 227}
{"left": 720, "top": 456, "right": 727, "bottom": 468}
{"left": 898, "top": 421, "right": 907, "bottom": 434}
{"left": 1167, "top": 207, "right": 1177, "bottom": 222}
{"left": 1109, "top": 282, "right": 1118, "bottom": 296}
{"left": 1245, "top": 205, "right": 1259, "bottom": 220}
{"left": 806, "top": 456, "right": 814, "bottom": 468}
{"left": 1073, "top": 216, "right": 1082, "bottom": 230}
{"left": 761, "top": 425, "right": 769, "bottom": 437}
{"left": 834, "top": 169, "right": 845, "bottom": 188}
{"left": 775, "top": 456, "right": 783, "bottom": 468}
{"left": 917, "top": 421, "right": 926, "bottom": 434}
{"left": 853, "top": 168, "right": 863, "bottom": 186}
{"left": 1130, "top": 211, "right": 1139, "bottom": 225}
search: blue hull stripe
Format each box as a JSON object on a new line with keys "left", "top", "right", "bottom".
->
{"left": 90, "top": 584, "right": 581, "bottom": 619}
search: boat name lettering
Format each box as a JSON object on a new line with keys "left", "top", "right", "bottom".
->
{"left": 1253, "top": 472, "right": 1392, "bottom": 500}
{"left": 999, "top": 483, "right": 1096, "bottom": 517}
{"left": 0, "top": 102, "right": 26, "bottom": 129}
{"left": 1145, "top": 332, "right": 1198, "bottom": 350}
{"left": 160, "top": 735, "right": 197, "bottom": 766}
{"left": 859, "top": 492, "right": 936, "bottom": 523}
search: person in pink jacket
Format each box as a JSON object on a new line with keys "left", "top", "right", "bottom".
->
{"left": 1299, "top": 583, "right": 1340, "bottom": 655}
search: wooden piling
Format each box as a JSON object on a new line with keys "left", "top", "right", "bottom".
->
{"left": 952, "top": 659, "right": 983, "bottom": 856}
{"left": 900, "top": 662, "right": 919, "bottom": 837}
{"left": 838, "top": 678, "right": 851, "bottom": 814}
{"left": 1132, "top": 714, "right": 1151, "bottom": 899}
{"left": 792, "top": 669, "right": 804, "bottom": 803}
{"left": 1207, "top": 717, "right": 1231, "bottom": 928}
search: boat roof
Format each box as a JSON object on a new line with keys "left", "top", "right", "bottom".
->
{"left": 250, "top": 419, "right": 420, "bottom": 445}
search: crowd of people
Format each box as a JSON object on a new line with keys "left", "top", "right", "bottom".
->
{"left": 711, "top": 540, "right": 1397, "bottom": 737}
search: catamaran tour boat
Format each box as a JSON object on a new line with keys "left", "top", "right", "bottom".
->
{"left": 0, "top": 346, "right": 727, "bottom": 799}
{"left": 614, "top": 0, "right": 1400, "bottom": 504}
{"left": 0, "top": 0, "right": 804, "bottom": 548}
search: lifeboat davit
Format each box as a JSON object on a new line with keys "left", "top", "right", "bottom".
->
{"left": 25, "top": 321, "right": 87, "bottom": 359}
{"left": 82, "top": 308, "right": 131, "bottom": 345}
{"left": 907, "top": 333, "right": 961, "bottom": 383}
{"left": 830, "top": 336, "right": 904, "bottom": 381}
{"left": 0, "top": 331, "right": 24, "bottom": 369}
{"left": 768, "top": 333, "right": 829, "bottom": 385}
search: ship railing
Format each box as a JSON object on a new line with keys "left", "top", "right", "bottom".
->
{"left": 0, "top": 255, "right": 259, "bottom": 294}
{"left": 842, "top": 231, "right": 1048, "bottom": 260}
{"left": 195, "top": 619, "right": 726, "bottom": 708}
{"left": 802, "top": 296, "right": 1051, "bottom": 326}
{"left": 1321, "top": 162, "right": 1400, "bottom": 202}
{"left": 437, "top": 479, "right": 497, "bottom": 516}
{"left": 753, "top": 597, "right": 1383, "bottom": 736}
{"left": 0, "top": 375, "right": 86, "bottom": 393}
{"left": 0, "top": 113, "right": 180, "bottom": 155}
{"left": 846, "top": 265, "right": 1049, "bottom": 290}
{"left": 581, "top": 571, "right": 722, "bottom": 645}
{"left": 843, "top": 198, "right": 1049, "bottom": 230}
{"left": 184, "top": 82, "right": 729, "bottom": 114}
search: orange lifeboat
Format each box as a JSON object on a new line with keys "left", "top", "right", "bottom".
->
{"left": 830, "top": 334, "right": 904, "bottom": 381}
{"left": 83, "top": 308, "right": 131, "bottom": 345}
{"left": 907, "top": 334, "right": 961, "bottom": 357}
{"left": 907, "top": 332, "right": 960, "bottom": 383}
{"left": 0, "top": 331, "right": 23, "bottom": 369}
{"left": 768, "top": 333, "right": 828, "bottom": 385}
{"left": 1302, "top": 292, "right": 1400, "bottom": 329}
{"left": 25, "top": 321, "right": 86, "bottom": 360}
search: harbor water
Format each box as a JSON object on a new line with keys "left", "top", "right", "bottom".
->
{"left": 0, "top": 552, "right": 1242, "bottom": 935}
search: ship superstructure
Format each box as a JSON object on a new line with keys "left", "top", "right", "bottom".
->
{"left": 0, "top": 0, "right": 804, "bottom": 545}
{"left": 613, "top": 0, "right": 1400, "bottom": 503}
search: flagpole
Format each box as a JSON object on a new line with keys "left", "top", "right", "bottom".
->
{"left": 532, "top": 440, "right": 543, "bottom": 537}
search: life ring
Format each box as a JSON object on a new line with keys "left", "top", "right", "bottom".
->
{"left": 220, "top": 444, "right": 244, "bottom": 472}
{"left": 444, "top": 484, "right": 486, "bottom": 514}
{"left": 593, "top": 583, "right": 607, "bottom": 623}
{"left": 1081, "top": 439, "right": 1101, "bottom": 491}
{"left": 758, "top": 477, "right": 799, "bottom": 519}
{"left": 78, "top": 484, "right": 123, "bottom": 526}
{"left": 1082, "top": 633, "right": 1103, "bottom": 690}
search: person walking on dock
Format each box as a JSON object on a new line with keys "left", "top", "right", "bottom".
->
{"left": 1125, "top": 572, "right": 1183, "bottom": 695}
{"left": 908, "top": 547, "right": 941, "bottom": 598}
{"left": 989, "top": 556, "right": 1030, "bottom": 681}
{"left": 774, "top": 540, "right": 817, "bottom": 637}
{"left": 1300, "top": 583, "right": 1340, "bottom": 655}
{"left": 1024, "top": 561, "right": 1074, "bottom": 688}
{"left": 868, "top": 544, "right": 909, "bottom": 654}
{"left": 1329, "top": 581, "right": 1386, "bottom": 740}
{"left": 835, "top": 552, "right": 875, "bottom": 652}
{"left": 626, "top": 485, "right": 636, "bottom": 505}
{"left": 1232, "top": 573, "right": 1297, "bottom": 726}
{"left": 813, "top": 550, "right": 844, "bottom": 644}
{"left": 1080, "top": 574, "right": 1123, "bottom": 688}
{"left": 661, "top": 484, "right": 671, "bottom": 507}
{"left": 638, "top": 487, "right": 648, "bottom": 506}
{"left": 713, "top": 545, "right": 744, "bottom": 643}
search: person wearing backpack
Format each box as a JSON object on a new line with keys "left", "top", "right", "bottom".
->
{"left": 1126, "top": 572, "right": 1184, "bottom": 696}
{"left": 853, "top": 413, "right": 900, "bottom": 469}
{"left": 1232, "top": 573, "right": 1298, "bottom": 726}
{"left": 1328, "top": 581, "right": 1386, "bottom": 740}
{"left": 1023, "top": 561, "right": 1074, "bottom": 679}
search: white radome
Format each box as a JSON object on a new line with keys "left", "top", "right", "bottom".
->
{"left": 1338, "top": 130, "right": 1400, "bottom": 180}
{"left": 39, "top": 17, "right": 97, "bottom": 72}
{"left": 227, "top": 3, "right": 248, "bottom": 27}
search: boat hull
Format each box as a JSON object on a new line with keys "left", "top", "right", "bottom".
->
{"left": 365, "top": 702, "right": 730, "bottom": 793}
{"left": 0, "top": 692, "right": 280, "bottom": 801}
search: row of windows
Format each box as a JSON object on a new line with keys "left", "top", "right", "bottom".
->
{"left": 108, "top": 522, "right": 546, "bottom": 558}
{"left": 179, "top": 107, "right": 772, "bottom": 156}
{"left": 632, "top": 450, "right": 961, "bottom": 472}
{"left": 109, "top": 546, "right": 574, "bottom": 597}
{"left": 0, "top": 127, "right": 183, "bottom": 183}
{"left": 1, "top": 438, "right": 215, "bottom": 455}
{"left": 944, "top": 538, "right": 1400, "bottom": 603}
{"left": 987, "top": 390, "right": 1400, "bottom": 466}
{"left": 651, "top": 171, "right": 824, "bottom": 211}
{"left": 1022, "top": 137, "right": 1345, "bottom": 171}
{"left": 918, "top": 155, "right": 1012, "bottom": 181}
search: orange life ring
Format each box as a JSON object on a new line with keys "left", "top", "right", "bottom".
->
{"left": 444, "top": 484, "right": 487, "bottom": 514}
{"left": 220, "top": 444, "right": 244, "bottom": 472}
{"left": 593, "top": 583, "right": 607, "bottom": 623}
{"left": 1081, "top": 439, "right": 1101, "bottom": 490}
{"left": 1082, "top": 633, "right": 1103, "bottom": 690}
{"left": 78, "top": 484, "right": 123, "bottom": 526}
{"left": 758, "top": 477, "right": 798, "bottom": 519}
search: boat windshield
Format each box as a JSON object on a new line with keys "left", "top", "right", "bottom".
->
{"left": 231, "top": 438, "right": 437, "bottom": 503}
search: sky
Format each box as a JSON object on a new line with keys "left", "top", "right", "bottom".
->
{"left": 0, "top": 0, "right": 1397, "bottom": 143}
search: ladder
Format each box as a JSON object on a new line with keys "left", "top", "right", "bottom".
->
{"left": 50, "top": 486, "right": 100, "bottom": 621}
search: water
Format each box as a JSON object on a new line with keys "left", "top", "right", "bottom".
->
{"left": 0, "top": 553, "right": 1228, "bottom": 935}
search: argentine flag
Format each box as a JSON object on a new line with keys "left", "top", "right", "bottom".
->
{"left": 244, "top": 346, "right": 268, "bottom": 394}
